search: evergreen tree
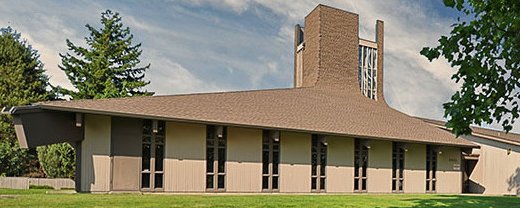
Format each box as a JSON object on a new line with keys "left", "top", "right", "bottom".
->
{"left": 58, "top": 10, "right": 153, "bottom": 99}
{"left": 0, "top": 26, "right": 50, "bottom": 176}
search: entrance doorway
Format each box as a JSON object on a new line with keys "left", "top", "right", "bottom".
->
{"left": 462, "top": 154, "right": 483, "bottom": 193}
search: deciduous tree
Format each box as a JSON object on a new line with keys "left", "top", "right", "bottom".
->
{"left": 421, "top": 0, "right": 520, "bottom": 135}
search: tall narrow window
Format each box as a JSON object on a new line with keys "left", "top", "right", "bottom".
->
{"left": 392, "top": 142, "right": 405, "bottom": 193}
{"left": 354, "top": 138, "right": 368, "bottom": 192}
{"left": 262, "top": 130, "right": 280, "bottom": 192}
{"left": 358, "top": 44, "right": 377, "bottom": 100}
{"left": 206, "top": 125, "right": 226, "bottom": 191}
{"left": 141, "top": 120, "right": 165, "bottom": 191}
{"left": 426, "top": 145, "right": 437, "bottom": 193}
{"left": 311, "top": 135, "right": 327, "bottom": 192}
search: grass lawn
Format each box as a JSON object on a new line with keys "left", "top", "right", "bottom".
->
{"left": 1, "top": 189, "right": 520, "bottom": 208}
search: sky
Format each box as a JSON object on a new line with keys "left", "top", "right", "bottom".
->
{"left": 1, "top": 0, "right": 515, "bottom": 131}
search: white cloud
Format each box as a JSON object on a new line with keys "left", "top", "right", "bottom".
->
{"left": 3, "top": 0, "right": 515, "bottom": 132}
{"left": 147, "top": 58, "right": 226, "bottom": 95}
{"left": 195, "top": 0, "right": 458, "bottom": 114}
{"left": 180, "top": 0, "right": 252, "bottom": 14}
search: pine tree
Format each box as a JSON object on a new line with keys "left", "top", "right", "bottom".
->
{"left": 0, "top": 26, "right": 50, "bottom": 143}
{"left": 0, "top": 26, "right": 50, "bottom": 176}
{"left": 59, "top": 10, "right": 153, "bottom": 99}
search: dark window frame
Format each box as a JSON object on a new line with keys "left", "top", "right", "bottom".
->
{"left": 426, "top": 145, "right": 437, "bottom": 193}
{"left": 206, "top": 125, "right": 227, "bottom": 192}
{"left": 311, "top": 135, "right": 327, "bottom": 192}
{"left": 141, "top": 120, "right": 165, "bottom": 192}
{"left": 354, "top": 138, "right": 368, "bottom": 193}
{"left": 392, "top": 142, "right": 405, "bottom": 193}
{"left": 262, "top": 130, "right": 280, "bottom": 192}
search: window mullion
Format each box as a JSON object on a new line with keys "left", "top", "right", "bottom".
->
{"left": 213, "top": 145, "right": 218, "bottom": 190}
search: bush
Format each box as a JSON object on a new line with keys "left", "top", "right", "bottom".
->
{"left": 29, "top": 185, "right": 54, "bottom": 189}
{"left": 0, "top": 140, "right": 34, "bottom": 176}
{"left": 37, "top": 143, "right": 75, "bottom": 178}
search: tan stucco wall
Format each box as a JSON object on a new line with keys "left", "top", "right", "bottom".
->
{"left": 280, "top": 131, "right": 311, "bottom": 193}
{"left": 164, "top": 122, "right": 206, "bottom": 192}
{"left": 326, "top": 136, "right": 354, "bottom": 192}
{"left": 79, "top": 116, "right": 467, "bottom": 194}
{"left": 478, "top": 143, "right": 520, "bottom": 195}
{"left": 226, "top": 127, "right": 262, "bottom": 192}
{"left": 436, "top": 146, "right": 462, "bottom": 194}
{"left": 367, "top": 140, "right": 392, "bottom": 193}
{"left": 404, "top": 143, "right": 426, "bottom": 193}
{"left": 463, "top": 135, "right": 520, "bottom": 195}
{"left": 81, "top": 114, "right": 111, "bottom": 192}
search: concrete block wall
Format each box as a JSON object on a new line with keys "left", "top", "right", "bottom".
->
{"left": 0, "top": 177, "right": 74, "bottom": 190}
{"left": 0, "top": 177, "right": 29, "bottom": 189}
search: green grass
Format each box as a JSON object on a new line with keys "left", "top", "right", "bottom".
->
{"left": 1, "top": 189, "right": 520, "bottom": 208}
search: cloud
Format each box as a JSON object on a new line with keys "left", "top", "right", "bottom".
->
{"left": 2, "top": 0, "right": 515, "bottom": 132}
{"left": 146, "top": 57, "right": 226, "bottom": 95}
{"left": 189, "top": 0, "right": 458, "bottom": 114}
{"left": 0, "top": 0, "right": 103, "bottom": 89}
{"left": 182, "top": 0, "right": 252, "bottom": 14}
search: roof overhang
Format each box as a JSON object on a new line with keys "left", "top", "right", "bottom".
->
{"left": 34, "top": 104, "right": 478, "bottom": 148}
{"left": 462, "top": 152, "right": 480, "bottom": 160}
{"left": 6, "top": 106, "right": 84, "bottom": 148}
{"left": 419, "top": 117, "right": 519, "bottom": 148}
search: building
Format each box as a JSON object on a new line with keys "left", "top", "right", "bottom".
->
{"left": 421, "top": 118, "right": 520, "bottom": 195}
{"left": 6, "top": 4, "right": 514, "bottom": 194}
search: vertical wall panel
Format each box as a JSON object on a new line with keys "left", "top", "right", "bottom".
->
{"left": 164, "top": 122, "right": 206, "bottom": 192}
{"left": 81, "top": 114, "right": 111, "bottom": 192}
{"left": 111, "top": 117, "right": 141, "bottom": 191}
{"left": 461, "top": 134, "right": 520, "bottom": 195}
{"left": 367, "top": 140, "right": 392, "bottom": 193}
{"left": 404, "top": 143, "right": 426, "bottom": 193}
{"left": 226, "top": 127, "right": 262, "bottom": 192}
{"left": 326, "top": 136, "right": 354, "bottom": 192}
{"left": 280, "top": 132, "right": 311, "bottom": 193}
{"left": 479, "top": 143, "right": 520, "bottom": 194}
{"left": 436, "top": 146, "right": 462, "bottom": 194}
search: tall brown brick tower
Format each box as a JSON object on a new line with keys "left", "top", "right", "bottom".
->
{"left": 294, "top": 4, "right": 385, "bottom": 102}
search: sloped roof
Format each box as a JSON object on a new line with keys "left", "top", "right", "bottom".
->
{"left": 30, "top": 86, "right": 475, "bottom": 147}
{"left": 420, "top": 117, "right": 520, "bottom": 145}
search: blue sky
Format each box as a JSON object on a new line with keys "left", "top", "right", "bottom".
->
{"left": 1, "top": 0, "right": 511, "bottom": 131}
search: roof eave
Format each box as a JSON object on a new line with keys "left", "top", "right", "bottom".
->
{"left": 38, "top": 104, "right": 478, "bottom": 148}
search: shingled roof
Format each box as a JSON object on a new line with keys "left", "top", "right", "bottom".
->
{"left": 30, "top": 86, "right": 475, "bottom": 147}
{"left": 420, "top": 117, "right": 520, "bottom": 146}
{"left": 9, "top": 5, "right": 478, "bottom": 149}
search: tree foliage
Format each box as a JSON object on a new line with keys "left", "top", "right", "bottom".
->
{"left": 58, "top": 10, "right": 153, "bottom": 99}
{"left": 0, "top": 140, "right": 32, "bottom": 176}
{"left": 421, "top": 0, "right": 520, "bottom": 136}
{"left": 0, "top": 27, "right": 50, "bottom": 143}
{"left": 36, "top": 142, "right": 75, "bottom": 178}
{"left": 0, "top": 27, "right": 51, "bottom": 176}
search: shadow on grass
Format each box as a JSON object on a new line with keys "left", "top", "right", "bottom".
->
{"left": 393, "top": 195, "right": 520, "bottom": 208}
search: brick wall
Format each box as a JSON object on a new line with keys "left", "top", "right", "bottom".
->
{"left": 301, "top": 5, "right": 360, "bottom": 90}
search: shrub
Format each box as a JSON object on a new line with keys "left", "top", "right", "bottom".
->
{"left": 29, "top": 185, "right": 54, "bottom": 189}
{"left": 36, "top": 143, "right": 75, "bottom": 178}
{"left": 0, "top": 140, "right": 33, "bottom": 176}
